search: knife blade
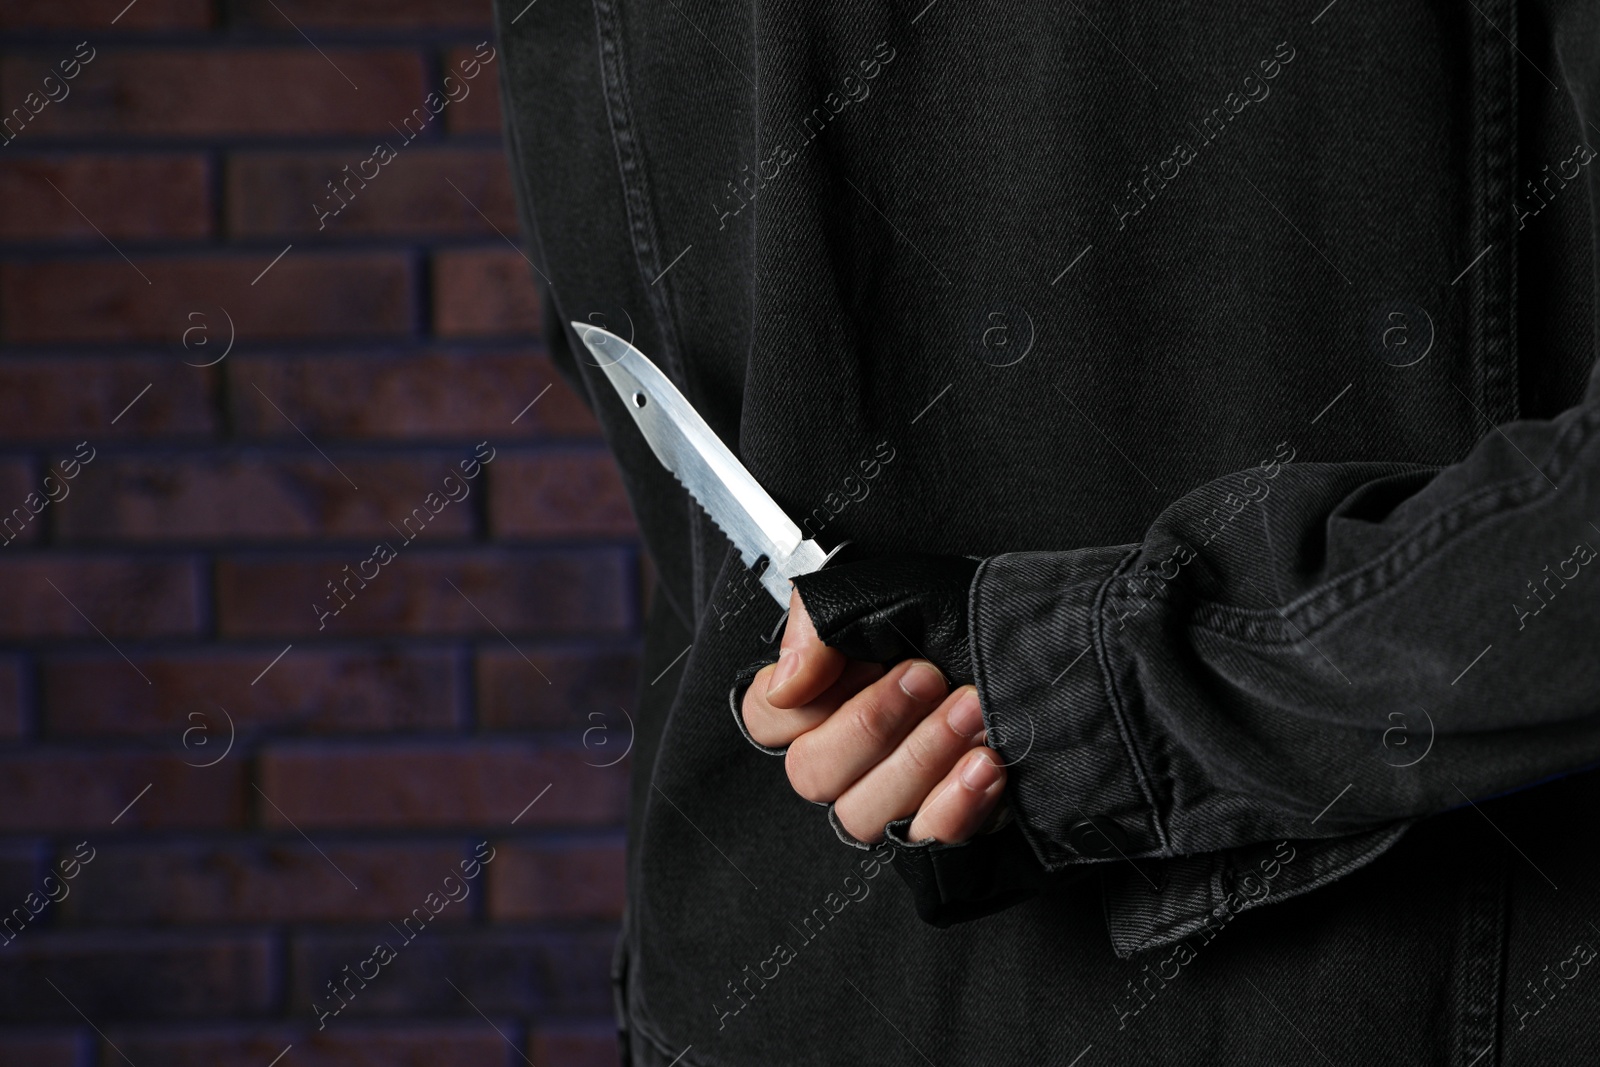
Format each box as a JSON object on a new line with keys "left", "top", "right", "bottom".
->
{"left": 570, "top": 321, "right": 829, "bottom": 606}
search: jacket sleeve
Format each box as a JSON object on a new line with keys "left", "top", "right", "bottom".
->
{"left": 973, "top": 355, "right": 1600, "bottom": 954}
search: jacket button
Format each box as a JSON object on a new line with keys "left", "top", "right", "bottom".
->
{"left": 1066, "top": 818, "right": 1130, "bottom": 858}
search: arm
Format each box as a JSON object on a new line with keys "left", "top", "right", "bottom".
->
{"left": 988, "top": 356, "right": 1600, "bottom": 858}
{"left": 964, "top": 354, "right": 1600, "bottom": 949}
{"left": 747, "top": 355, "right": 1599, "bottom": 949}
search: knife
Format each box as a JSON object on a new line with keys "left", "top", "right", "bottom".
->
{"left": 570, "top": 322, "right": 842, "bottom": 606}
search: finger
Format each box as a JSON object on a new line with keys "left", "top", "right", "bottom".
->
{"left": 785, "top": 659, "right": 949, "bottom": 803}
{"left": 742, "top": 657, "right": 885, "bottom": 750}
{"left": 906, "top": 745, "right": 1006, "bottom": 844}
{"left": 764, "top": 585, "right": 847, "bottom": 709}
{"left": 831, "top": 685, "right": 987, "bottom": 844}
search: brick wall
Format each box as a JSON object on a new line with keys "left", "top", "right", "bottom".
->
{"left": 0, "top": 2, "right": 639, "bottom": 1064}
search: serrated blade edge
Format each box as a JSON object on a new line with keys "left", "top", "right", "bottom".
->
{"left": 571, "top": 322, "right": 824, "bottom": 604}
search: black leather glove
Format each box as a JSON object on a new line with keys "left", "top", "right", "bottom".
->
{"left": 790, "top": 553, "right": 978, "bottom": 685}
{"left": 787, "top": 553, "right": 1047, "bottom": 927}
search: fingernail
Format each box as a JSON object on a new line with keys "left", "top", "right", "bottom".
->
{"left": 960, "top": 752, "right": 1001, "bottom": 792}
{"left": 898, "top": 662, "right": 946, "bottom": 703}
{"left": 768, "top": 648, "right": 801, "bottom": 697}
{"left": 946, "top": 688, "right": 984, "bottom": 739}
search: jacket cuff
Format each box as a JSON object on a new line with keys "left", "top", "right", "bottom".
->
{"left": 1096, "top": 825, "right": 1413, "bottom": 957}
{"left": 971, "top": 548, "right": 1417, "bottom": 956}
{"left": 969, "top": 546, "right": 1164, "bottom": 869}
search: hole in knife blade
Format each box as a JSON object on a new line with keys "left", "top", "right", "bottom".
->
{"left": 632, "top": 391, "right": 647, "bottom": 408}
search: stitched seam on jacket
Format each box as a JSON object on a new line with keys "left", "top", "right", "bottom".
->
{"left": 1182, "top": 404, "right": 1600, "bottom": 644}
{"left": 1454, "top": 849, "right": 1509, "bottom": 1067}
{"left": 968, "top": 555, "right": 1058, "bottom": 863}
{"left": 1096, "top": 545, "right": 1173, "bottom": 853}
{"left": 1479, "top": 0, "right": 1519, "bottom": 425}
{"left": 590, "top": 0, "right": 711, "bottom": 624}
{"left": 970, "top": 555, "right": 1110, "bottom": 867}
{"left": 495, "top": 15, "right": 700, "bottom": 638}
{"left": 1125, "top": 825, "right": 1413, "bottom": 951}
{"left": 1180, "top": 0, "right": 1540, "bottom": 648}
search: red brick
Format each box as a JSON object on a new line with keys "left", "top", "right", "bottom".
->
{"left": 63, "top": 842, "right": 476, "bottom": 923}
{"left": 113, "top": 1025, "right": 505, "bottom": 1066}
{"left": 0, "top": 558, "right": 200, "bottom": 638}
{"left": 0, "top": 155, "right": 209, "bottom": 241}
{"left": 56, "top": 454, "right": 479, "bottom": 542}
{"left": 533, "top": 1021, "right": 621, "bottom": 1067}
{"left": 0, "top": 752, "right": 241, "bottom": 831}
{"left": 0, "top": 933, "right": 272, "bottom": 1021}
{"left": 227, "top": 146, "right": 516, "bottom": 239}
{"left": 445, "top": 46, "right": 504, "bottom": 135}
{"left": 0, "top": 254, "right": 413, "bottom": 344}
{"left": 488, "top": 839, "right": 625, "bottom": 920}
{"left": 42, "top": 648, "right": 461, "bottom": 737}
{"left": 0, "top": 844, "right": 42, "bottom": 904}
{"left": 289, "top": 929, "right": 614, "bottom": 1015}
{"left": 0, "top": 49, "right": 427, "bottom": 138}
{"left": 0, "top": 460, "right": 37, "bottom": 548}
{"left": 0, "top": 1032, "right": 84, "bottom": 1067}
{"left": 0, "top": 657, "right": 24, "bottom": 739}
{"left": 235, "top": 0, "right": 493, "bottom": 29}
{"left": 433, "top": 248, "right": 541, "bottom": 337}
{"left": 477, "top": 645, "right": 640, "bottom": 731}
{"left": 0, "top": 1, "right": 212, "bottom": 29}
{"left": 257, "top": 742, "right": 627, "bottom": 828}
{"left": 230, "top": 350, "right": 599, "bottom": 440}
{"left": 0, "top": 359, "right": 215, "bottom": 440}
{"left": 491, "top": 450, "right": 637, "bottom": 539}
{"left": 215, "top": 549, "right": 632, "bottom": 638}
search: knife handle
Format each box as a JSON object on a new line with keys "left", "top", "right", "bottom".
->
{"left": 761, "top": 540, "right": 853, "bottom": 644}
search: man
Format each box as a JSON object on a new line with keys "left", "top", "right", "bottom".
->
{"left": 497, "top": 1, "right": 1600, "bottom": 1062}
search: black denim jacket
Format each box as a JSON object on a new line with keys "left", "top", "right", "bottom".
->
{"left": 498, "top": 0, "right": 1600, "bottom": 1062}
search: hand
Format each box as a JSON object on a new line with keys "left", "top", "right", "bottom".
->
{"left": 740, "top": 586, "right": 1008, "bottom": 844}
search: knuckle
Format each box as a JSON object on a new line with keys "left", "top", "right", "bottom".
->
{"left": 847, "top": 688, "right": 904, "bottom": 749}
{"left": 784, "top": 737, "right": 835, "bottom": 803}
{"left": 897, "top": 726, "right": 947, "bottom": 779}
